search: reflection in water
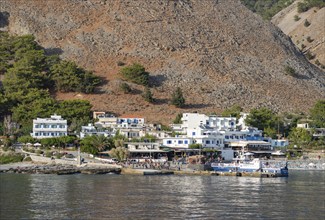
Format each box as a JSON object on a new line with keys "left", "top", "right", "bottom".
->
{"left": 0, "top": 171, "right": 324, "bottom": 220}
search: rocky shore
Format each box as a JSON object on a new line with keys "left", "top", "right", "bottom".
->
{"left": 0, "top": 162, "right": 121, "bottom": 175}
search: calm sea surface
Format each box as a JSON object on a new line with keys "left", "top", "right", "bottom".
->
{"left": 0, "top": 171, "right": 324, "bottom": 220}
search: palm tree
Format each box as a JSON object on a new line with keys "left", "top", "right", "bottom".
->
{"left": 80, "top": 135, "right": 113, "bottom": 154}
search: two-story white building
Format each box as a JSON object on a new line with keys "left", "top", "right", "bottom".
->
{"left": 79, "top": 124, "right": 112, "bottom": 139}
{"left": 31, "top": 114, "right": 67, "bottom": 139}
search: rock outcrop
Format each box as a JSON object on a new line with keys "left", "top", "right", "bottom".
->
{"left": 1, "top": 0, "right": 324, "bottom": 123}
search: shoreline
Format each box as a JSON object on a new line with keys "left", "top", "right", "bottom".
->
{"left": 1, "top": 161, "right": 324, "bottom": 176}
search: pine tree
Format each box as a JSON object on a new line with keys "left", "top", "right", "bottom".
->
{"left": 171, "top": 87, "right": 185, "bottom": 108}
{"left": 142, "top": 87, "right": 154, "bottom": 103}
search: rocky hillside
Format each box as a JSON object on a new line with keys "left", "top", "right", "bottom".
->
{"left": 272, "top": 0, "right": 325, "bottom": 68}
{"left": 1, "top": 0, "right": 324, "bottom": 123}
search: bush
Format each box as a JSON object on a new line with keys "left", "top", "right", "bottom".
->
{"left": 120, "top": 63, "right": 149, "bottom": 86}
{"left": 301, "top": 44, "right": 306, "bottom": 50}
{"left": 23, "top": 156, "right": 32, "bottom": 162}
{"left": 171, "top": 87, "right": 185, "bottom": 108}
{"left": 315, "top": 59, "right": 321, "bottom": 66}
{"left": 284, "top": 66, "right": 297, "bottom": 77}
{"left": 306, "top": 36, "right": 314, "bottom": 43}
{"left": 45, "top": 151, "right": 52, "bottom": 157}
{"left": 297, "top": 0, "right": 325, "bottom": 13}
{"left": 0, "top": 153, "right": 24, "bottom": 164}
{"left": 120, "top": 82, "right": 132, "bottom": 94}
{"left": 117, "top": 61, "right": 125, "bottom": 66}
{"left": 304, "top": 19, "right": 311, "bottom": 27}
{"left": 294, "top": 15, "right": 301, "bottom": 21}
{"left": 305, "top": 51, "right": 315, "bottom": 60}
{"left": 173, "top": 113, "right": 183, "bottom": 124}
{"left": 142, "top": 87, "right": 154, "bottom": 103}
{"left": 189, "top": 143, "right": 202, "bottom": 149}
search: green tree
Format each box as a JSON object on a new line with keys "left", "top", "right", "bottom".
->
{"left": 304, "top": 19, "right": 311, "bottom": 27}
{"left": 284, "top": 65, "right": 297, "bottom": 77}
{"left": 310, "top": 100, "right": 325, "bottom": 128}
{"left": 109, "top": 147, "right": 129, "bottom": 161}
{"left": 245, "top": 107, "right": 277, "bottom": 131}
{"left": 189, "top": 143, "right": 202, "bottom": 149}
{"left": 40, "top": 137, "right": 60, "bottom": 148}
{"left": 142, "top": 87, "right": 154, "bottom": 103}
{"left": 173, "top": 113, "right": 183, "bottom": 124}
{"left": 56, "top": 100, "right": 92, "bottom": 126}
{"left": 120, "top": 82, "right": 132, "bottom": 94}
{"left": 221, "top": 105, "right": 243, "bottom": 119}
{"left": 171, "top": 87, "right": 185, "bottom": 108}
{"left": 264, "top": 127, "right": 277, "bottom": 139}
{"left": 17, "top": 135, "right": 35, "bottom": 144}
{"left": 50, "top": 60, "right": 100, "bottom": 93}
{"left": 289, "top": 127, "right": 312, "bottom": 147}
{"left": 80, "top": 135, "right": 112, "bottom": 155}
{"left": 120, "top": 63, "right": 149, "bottom": 86}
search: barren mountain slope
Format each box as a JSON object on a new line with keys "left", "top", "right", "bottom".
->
{"left": 272, "top": 0, "right": 325, "bottom": 68}
{"left": 1, "top": 0, "right": 324, "bottom": 123}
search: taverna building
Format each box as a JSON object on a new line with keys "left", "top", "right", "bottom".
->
{"left": 31, "top": 114, "right": 68, "bottom": 139}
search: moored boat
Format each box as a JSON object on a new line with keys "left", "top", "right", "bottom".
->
{"left": 211, "top": 158, "right": 288, "bottom": 177}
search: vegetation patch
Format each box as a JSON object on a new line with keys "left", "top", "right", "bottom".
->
{"left": 240, "top": 0, "right": 294, "bottom": 20}
{"left": 0, "top": 31, "right": 98, "bottom": 136}
{"left": 120, "top": 63, "right": 149, "bottom": 86}
{"left": 0, "top": 153, "right": 24, "bottom": 164}
{"left": 297, "top": 0, "right": 325, "bottom": 13}
{"left": 284, "top": 65, "right": 297, "bottom": 77}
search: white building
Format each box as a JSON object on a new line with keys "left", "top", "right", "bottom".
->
{"left": 271, "top": 139, "right": 289, "bottom": 148}
{"left": 93, "top": 112, "right": 118, "bottom": 128}
{"left": 79, "top": 124, "right": 112, "bottom": 139}
{"left": 31, "top": 114, "right": 67, "bottom": 139}
{"left": 174, "top": 113, "right": 237, "bottom": 132}
{"left": 162, "top": 136, "right": 195, "bottom": 149}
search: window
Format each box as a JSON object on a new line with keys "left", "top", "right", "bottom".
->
{"left": 225, "top": 136, "right": 229, "bottom": 139}
{"left": 178, "top": 140, "right": 183, "bottom": 144}
{"left": 184, "top": 140, "right": 188, "bottom": 144}
{"left": 192, "top": 132, "right": 196, "bottom": 136}
{"left": 35, "top": 133, "right": 39, "bottom": 136}
{"left": 206, "top": 140, "right": 210, "bottom": 144}
{"left": 167, "top": 140, "right": 172, "bottom": 144}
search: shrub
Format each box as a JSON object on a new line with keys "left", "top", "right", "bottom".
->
{"left": 284, "top": 66, "right": 297, "bottom": 77}
{"left": 117, "top": 61, "right": 125, "bottom": 66}
{"left": 173, "top": 113, "right": 183, "bottom": 124}
{"left": 120, "top": 63, "right": 149, "bottom": 86}
{"left": 45, "top": 151, "right": 52, "bottom": 157}
{"left": 142, "top": 87, "right": 154, "bottom": 103}
{"left": 294, "top": 15, "right": 301, "bottom": 21}
{"left": 171, "top": 87, "right": 185, "bottom": 108}
{"left": 297, "top": 0, "right": 325, "bottom": 13}
{"left": 23, "top": 156, "right": 32, "bottom": 162}
{"left": 315, "top": 59, "right": 321, "bottom": 66}
{"left": 189, "top": 143, "right": 202, "bottom": 149}
{"left": 305, "top": 51, "right": 315, "bottom": 60}
{"left": 120, "top": 82, "right": 132, "bottom": 94}
{"left": 301, "top": 44, "right": 306, "bottom": 50}
{"left": 306, "top": 36, "right": 314, "bottom": 43}
{"left": 304, "top": 19, "right": 311, "bottom": 27}
{"left": 0, "top": 153, "right": 24, "bottom": 164}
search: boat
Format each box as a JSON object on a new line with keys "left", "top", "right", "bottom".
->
{"left": 211, "top": 157, "right": 288, "bottom": 177}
